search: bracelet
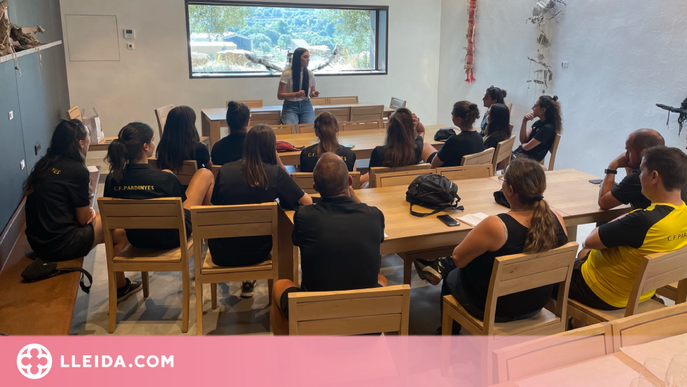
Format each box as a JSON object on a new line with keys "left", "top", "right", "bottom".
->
{"left": 604, "top": 168, "right": 618, "bottom": 175}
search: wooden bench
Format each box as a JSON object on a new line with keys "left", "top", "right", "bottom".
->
{"left": 0, "top": 166, "right": 100, "bottom": 335}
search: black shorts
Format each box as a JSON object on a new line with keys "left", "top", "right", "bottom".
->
{"left": 552, "top": 253, "right": 621, "bottom": 310}
{"left": 127, "top": 209, "right": 193, "bottom": 249}
{"left": 279, "top": 286, "right": 302, "bottom": 319}
{"left": 35, "top": 223, "right": 95, "bottom": 262}
{"left": 427, "top": 152, "right": 438, "bottom": 164}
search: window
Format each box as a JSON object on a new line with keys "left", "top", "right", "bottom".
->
{"left": 185, "top": 1, "right": 388, "bottom": 78}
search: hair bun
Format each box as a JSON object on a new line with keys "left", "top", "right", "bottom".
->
{"left": 469, "top": 103, "right": 479, "bottom": 111}
{"left": 552, "top": 95, "right": 558, "bottom": 101}
{"left": 502, "top": 89, "right": 507, "bottom": 98}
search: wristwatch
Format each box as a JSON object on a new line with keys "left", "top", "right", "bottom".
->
{"left": 604, "top": 168, "right": 618, "bottom": 175}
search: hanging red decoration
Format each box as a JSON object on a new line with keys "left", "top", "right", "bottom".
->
{"left": 464, "top": 0, "right": 477, "bottom": 83}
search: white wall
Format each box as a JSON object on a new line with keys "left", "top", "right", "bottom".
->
{"left": 59, "top": 0, "right": 443, "bottom": 136}
{"left": 438, "top": 0, "right": 687, "bottom": 175}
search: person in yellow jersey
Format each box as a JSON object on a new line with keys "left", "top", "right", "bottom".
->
{"left": 556, "top": 146, "right": 687, "bottom": 311}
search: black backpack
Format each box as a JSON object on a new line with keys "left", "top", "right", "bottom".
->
{"left": 406, "top": 174, "right": 462, "bottom": 217}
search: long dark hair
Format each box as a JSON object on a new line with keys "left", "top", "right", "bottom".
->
{"left": 105, "top": 122, "right": 154, "bottom": 182}
{"left": 503, "top": 158, "right": 557, "bottom": 253}
{"left": 23, "top": 119, "right": 88, "bottom": 195}
{"left": 242, "top": 124, "right": 278, "bottom": 189}
{"left": 314, "top": 112, "right": 340, "bottom": 157}
{"left": 383, "top": 108, "right": 417, "bottom": 167}
{"left": 485, "top": 103, "right": 511, "bottom": 139}
{"left": 291, "top": 47, "right": 309, "bottom": 94}
{"left": 538, "top": 95, "right": 563, "bottom": 134}
{"left": 156, "top": 106, "right": 199, "bottom": 172}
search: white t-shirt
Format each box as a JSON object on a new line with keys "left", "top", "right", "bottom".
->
{"left": 279, "top": 68, "right": 316, "bottom": 102}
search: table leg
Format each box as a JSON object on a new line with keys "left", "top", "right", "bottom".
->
{"left": 567, "top": 225, "right": 577, "bottom": 242}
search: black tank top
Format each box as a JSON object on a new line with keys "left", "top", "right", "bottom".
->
{"left": 460, "top": 212, "right": 568, "bottom": 318}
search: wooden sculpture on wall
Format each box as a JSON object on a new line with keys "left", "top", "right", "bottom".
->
{"left": 656, "top": 98, "right": 687, "bottom": 136}
{"left": 526, "top": 0, "right": 566, "bottom": 94}
{"left": 0, "top": 0, "right": 10, "bottom": 56}
{"left": 464, "top": 0, "right": 477, "bottom": 83}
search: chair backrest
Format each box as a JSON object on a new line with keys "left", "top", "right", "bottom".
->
{"left": 154, "top": 104, "right": 174, "bottom": 138}
{"left": 493, "top": 323, "right": 613, "bottom": 384}
{"left": 350, "top": 105, "right": 384, "bottom": 121}
{"left": 436, "top": 165, "right": 494, "bottom": 180}
{"left": 492, "top": 136, "right": 516, "bottom": 174}
{"left": 389, "top": 97, "right": 407, "bottom": 110}
{"left": 315, "top": 106, "right": 350, "bottom": 123}
{"left": 540, "top": 133, "right": 562, "bottom": 171}
{"left": 610, "top": 302, "right": 687, "bottom": 351}
{"left": 67, "top": 105, "right": 82, "bottom": 120}
{"left": 374, "top": 169, "right": 437, "bottom": 188}
{"left": 506, "top": 102, "right": 513, "bottom": 112}
{"left": 270, "top": 124, "right": 295, "bottom": 135}
{"left": 288, "top": 285, "right": 411, "bottom": 335}
{"left": 296, "top": 123, "right": 315, "bottom": 134}
{"left": 482, "top": 242, "right": 578, "bottom": 334}
{"left": 368, "top": 164, "right": 432, "bottom": 188}
{"left": 291, "top": 172, "right": 361, "bottom": 194}
{"left": 461, "top": 148, "right": 495, "bottom": 166}
{"left": 340, "top": 119, "right": 385, "bottom": 131}
{"left": 250, "top": 111, "right": 281, "bottom": 126}
{"left": 328, "top": 96, "right": 358, "bottom": 105}
{"left": 310, "top": 97, "right": 327, "bottom": 105}
{"left": 234, "top": 99, "right": 263, "bottom": 108}
{"left": 211, "top": 165, "right": 221, "bottom": 179}
{"left": 625, "top": 246, "right": 687, "bottom": 317}
{"left": 147, "top": 157, "right": 198, "bottom": 185}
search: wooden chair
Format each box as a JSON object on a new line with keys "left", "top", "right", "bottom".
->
{"left": 270, "top": 124, "right": 294, "bottom": 135}
{"left": 368, "top": 164, "right": 432, "bottom": 188}
{"left": 291, "top": 172, "right": 361, "bottom": 194}
{"left": 492, "top": 323, "right": 613, "bottom": 384}
{"left": 656, "top": 281, "right": 687, "bottom": 304}
{"left": 190, "top": 203, "right": 279, "bottom": 335}
{"left": 147, "top": 157, "right": 198, "bottom": 185}
{"left": 310, "top": 97, "right": 327, "bottom": 105}
{"left": 567, "top": 247, "right": 687, "bottom": 326}
{"left": 67, "top": 105, "right": 82, "bottom": 120}
{"left": 234, "top": 99, "right": 263, "bottom": 108}
{"left": 286, "top": 285, "right": 411, "bottom": 335}
{"left": 154, "top": 104, "right": 174, "bottom": 138}
{"left": 328, "top": 96, "right": 358, "bottom": 105}
{"left": 374, "top": 168, "right": 436, "bottom": 188}
{"left": 350, "top": 105, "right": 384, "bottom": 121}
{"left": 211, "top": 165, "right": 221, "bottom": 179}
{"left": 436, "top": 165, "right": 494, "bottom": 180}
{"left": 540, "top": 133, "right": 562, "bottom": 171}
{"left": 98, "top": 197, "right": 192, "bottom": 333}
{"left": 315, "top": 106, "right": 350, "bottom": 123}
{"left": 609, "top": 302, "right": 687, "bottom": 351}
{"left": 340, "top": 119, "right": 385, "bottom": 131}
{"left": 492, "top": 136, "right": 516, "bottom": 175}
{"left": 461, "top": 148, "right": 495, "bottom": 166}
{"left": 389, "top": 97, "right": 407, "bottom": 110}
{"left": 296, "top": 123, "right": 315, "bottom": 134}
{"left": 250, "top": 111, "right": 282, "bottom": 126}
{"left": 506, "top": 102, "right": 513, "bottom": 112}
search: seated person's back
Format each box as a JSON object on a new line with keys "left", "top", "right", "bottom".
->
{"left": 211, "top": 101, "right": 250, "bottom": 165}
{"left": 300, "top": 112, "right": 356, "bottom": 172}
{"left": 428, "top": 101, "right": 484, "bottom": 168}
{"left": 369, "top": 108, "right": 423, "bottom": 168}
{"left": 483, "top": 103, "right": 512, "bottom": 150}
{"left": 156, "top": 106, "right": 211, "bottom": 171}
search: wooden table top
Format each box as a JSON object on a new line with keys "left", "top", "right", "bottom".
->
{"left": 202, "top": 102, "right": 396, "bottom": 121}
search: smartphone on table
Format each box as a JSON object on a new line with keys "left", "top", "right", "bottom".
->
{"left": 437, "top": 215, "right": 460, "bottom": 227}
{"left": 588, "top": 179, "right": 603, "bottom": 184}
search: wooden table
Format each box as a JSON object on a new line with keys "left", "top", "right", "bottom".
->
{"left": 88, "top": 137, "right": 116, "bottom": 151}
{"left": 201, "top": 102, "right": 396, "bottom": 148}
{"left": 277, "top": 169, "right": 631, "bottom": 284}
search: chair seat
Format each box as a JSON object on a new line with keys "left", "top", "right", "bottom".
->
{"left": 201, "top": 252, "right": 272, "bottom": 274}
{"left": 113, "top": 239, "right": 193, "bottom": 264}
{"left": 568, "top": 298, "right": 666, "bottom": 323}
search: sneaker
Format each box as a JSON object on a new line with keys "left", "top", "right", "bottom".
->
{"left": 413, "top": 259, "right": 431, "bottom": 281}
{"left": 421, "top": 257, "right": 451, "bottom": 286}
{"left": 241, "top": 280, "right": 257, "bottom": 298}
{"left": 116, "top": 279, "right": 142, "bottom": 303}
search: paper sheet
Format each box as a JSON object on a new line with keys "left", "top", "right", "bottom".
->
{"left": 620, "top": 332, "right": 687, "bottom": 380}
{"left": 87, "top": 165, "right": 99, "bottom": 173}
{"left": 516, "top": 355, "right": 638, "bottom": 387}
{"left": 456, "top": 212, "right": 488, "bottom": 226}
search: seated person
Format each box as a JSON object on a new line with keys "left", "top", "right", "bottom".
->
{"left": 104, "top": 122, "right": 214, "bottom": 250}
{"left": 300, "top": 112, "right": 356, "bottom": 172}
{"left": 24, "top": 120, "right": 136, "bottom": 301}
{"left": 483, "top": 103, "right": 512, "bottom": 150}
{"left": 561, "top": 146, "right": 687, "bottom": 311}
{"left": 209, "top": 124, "right": 312, "bottom": 298}
{"left": 211, "top": 101, "right": 250, "bottom": 165}
{"left": 156, "top": 105, "right": 211, "bottom": 172}
{"left": 416, "top": 158, "right": 568, "bottom": 334}
{"left": 425, "top": 101, "right": 485, "bottom": 168}
{"left": 513, "top": 95, "right": 562, "bottom": 162}
{"left": 271, "top": 153, "right": 387, "bottom": 334}
{"left": 598, "top": 128, "right": 664, "bottom": 210}
{"left": 480, "top": 86, "right": 507, "bottom": 137}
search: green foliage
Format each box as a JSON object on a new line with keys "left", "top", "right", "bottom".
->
{"left": 278, "top": 34, "right": 292, "bottom": 49}
{"left": 188, "top": 5, "right": 252, "bottom": 41}
{"left": 272, "top": 20, "right": 291, "bottom": 35}
{"left": 248, "top": 33, "right": 271, "bottom": 49}
{"left": 322, "top": 9, "right": 371, "bottom": 53}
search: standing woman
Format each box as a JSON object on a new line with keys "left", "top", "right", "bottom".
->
{"left": 483, "top": 103, "right": 512, "bottom": 150}
{"left": 278, "top": 47, "right": 320, "bottom": 125}
{"left": 24, "top": 120, "right": 137, "bottom": 299}
{"left": 425, "top": 101, "right": 484, "bottom": 168}
{"left": 156, "top": 106, "right": 211, "bottom": 172}
{"left": 480, "top": 86, "right": 507, "bottom": 136}
{"left": 300, "top": 112, "right": 356, "bottom": 172}
{"left": 513, "top": 95, "right": 562, "bottom": 162}
{"left": 211, "top": 124, "right": 312, "bottom": 298}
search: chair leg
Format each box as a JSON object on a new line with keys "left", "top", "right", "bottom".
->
{"left": 195, "top": 281, "right": 203, "bottom": 336}
{"left": 142, "top": 271, "right": 150, "bottom": 298}
{"left": 108, "top": 271, "right": 118, "bottom": 333}
{"left": 442, "top": 308, "right": 454, "bottom": 336}
{"left": 181, "top": 267, "right": 190, "bottom": 333}
{"left": 403, "top": 257, "right": 413, "bottom": 285}
{"left": 268, "top": 279, "right": 274, "bottom": 306}
{"left": 211, "top": 283, "right": 217, "bottom": 309}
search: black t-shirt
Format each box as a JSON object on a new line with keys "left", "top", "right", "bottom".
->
{"left": 436, "top": 130, "right": 485, "bottom": 167}
{"left": 103, "top": 163, "right": 186, "bottom": 248}
{"left": 610, "top": 170, "right": 651, "bottom": 209}
{"left": 523, "top": 120, "right": 556, "bottom": 162}
{"left": 461, "top": 212, "right": 568, "bottom": 318}
{"left": 484, "top": 131, "right": 510, "bottom": 150}
{"left": 211, "top": 132, "right": 246, "bottom": 165}
{"left": 293, "top": 196, "right": 385, "bottom": 291}
{"left": 25, "top": 158, "right": 90, "bottom": 252}
{"left": 299, "top": 144, "right": 356, "bottom": 172}
{"left": 157, "top": 141, "right": 210, "bottom": 171}
{"left": 208, "top": 161, "right": 305, "bottom": 266}
{"left": 369, "top": 136, "right": 424, "bottom": 168}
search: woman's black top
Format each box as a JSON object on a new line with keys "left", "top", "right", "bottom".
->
{"left": 369, "top": 136, "right": 424, "bottom": 168}
{"left": 299, "top": 144, "right": 356, "bottom": 172}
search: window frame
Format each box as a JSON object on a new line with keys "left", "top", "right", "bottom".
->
{"left": 184, "top": 1, "right": 389, "bottom": 79}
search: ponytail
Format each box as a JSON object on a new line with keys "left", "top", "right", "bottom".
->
{"left": 105, "top": 122, "right": 154, "bottom": 182}
{"left": 105, "top": 139, "right": 129, "bottom": 182}
{"left": 525, "top": 198, "right": 557, "bottom": 253}
{"left": 314, "top": 112, "right": 340, "bottom": 157}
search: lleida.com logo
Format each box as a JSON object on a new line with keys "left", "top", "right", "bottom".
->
{"left": 17, "top": 344, "right": 52, "bottom": 379}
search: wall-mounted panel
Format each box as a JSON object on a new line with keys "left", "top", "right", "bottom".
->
{"left": 65, "top": 14, "right": 120, "bottom": 61}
